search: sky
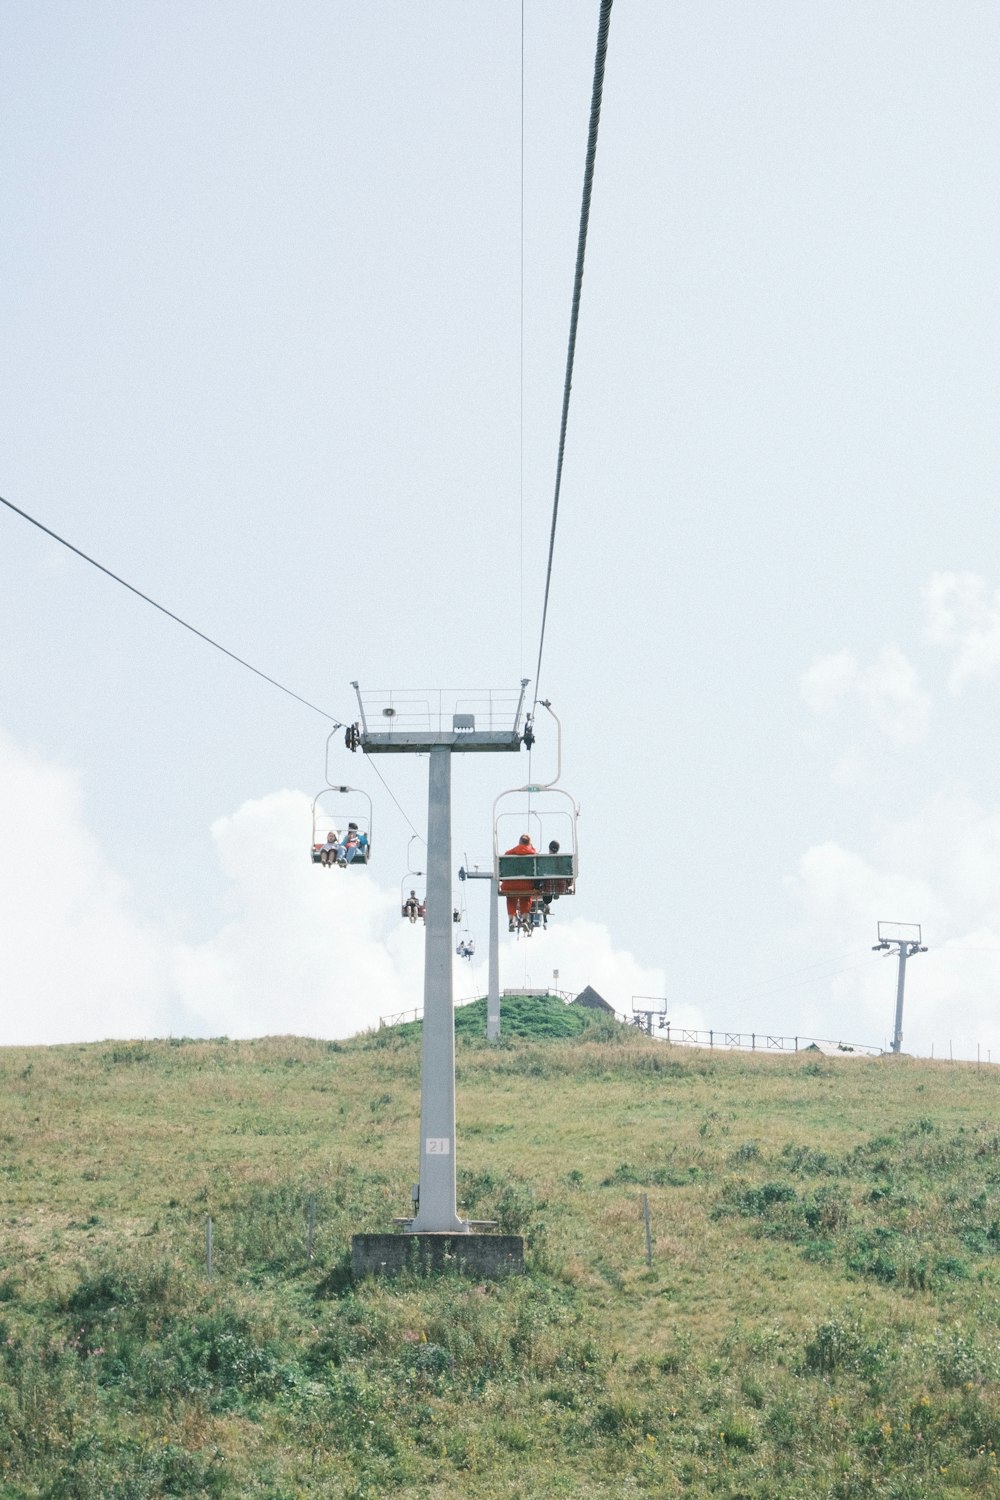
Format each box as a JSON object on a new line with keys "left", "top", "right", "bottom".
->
{"left": 2, "top": 1, "right": 1000, "bottom": 1059}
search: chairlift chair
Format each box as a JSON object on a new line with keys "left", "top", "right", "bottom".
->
{"left": 399, "top": 836, "right": 425, "bottom": 920}
{"left": 492, "top": 701, "right": 579, "bottom": 936}
{"left": 493, "top": 790, "right": 578, "bottom": 934}
{"left": 455, "top": 932, "right": 476, "bottom": 960}
{"left": 400, "top": 874, "right": 426, "bottom": 924}
{"left": 311, "top": 785, "right": 373, "bottom": 866}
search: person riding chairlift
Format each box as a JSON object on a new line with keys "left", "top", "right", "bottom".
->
{"left": 336, "top": 822, "right": 367, "bottom": 867}
{"left": 319, "top": 831, "right": 339, "bottom": 867}
{"left": 456, "top": 937, "right": 475, "bottom": 960}
{"left": 502, "top": 832, "right": 537, "bottom": 931}
{"left": 537, "top": 839, "right": 566, "bottom": 924}
{"left": 402, "top": 890, "right": 420, "bottom": 923}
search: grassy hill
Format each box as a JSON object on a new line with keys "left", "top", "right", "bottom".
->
{"left": 1, "top": 1007, "right": 999, "bottom": 1498}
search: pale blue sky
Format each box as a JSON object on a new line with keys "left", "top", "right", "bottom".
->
{"left": 3, "top": 2, "right": 1000, "bottom": 1055}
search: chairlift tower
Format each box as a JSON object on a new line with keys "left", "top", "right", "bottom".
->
{"left": 631, "top": 996, "right": 668, "bottom": 1036}
{"left": 458, "top": 863, "right": 501, "bottom": 1040}
{"left": 349, "top": 683, "right": 529, "bottom": 1244}
{"left": 872, "top": 922, "right": 927, "bottom": 1055}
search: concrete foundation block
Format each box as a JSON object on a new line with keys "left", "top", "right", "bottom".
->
{"left": 351, "top": 1232, "right": 525, "bottom": 1279}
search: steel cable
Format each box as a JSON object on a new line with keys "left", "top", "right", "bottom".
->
{"left": 1, "top": 492, "right": 425, "bottom": 839}
{"left": 1, "top": 492, "right": 343, "bottom": 722}
{"left": 532, "top": 0, "right": 614, "bottom": 704}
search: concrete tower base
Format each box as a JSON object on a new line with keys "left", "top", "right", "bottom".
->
{"left": 351, "top": 1232, "right": 525, "bottom": 1279}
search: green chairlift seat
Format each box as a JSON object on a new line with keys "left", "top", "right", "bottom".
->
{"left": 496, "top": 853, "right": 575, "bottom": 881}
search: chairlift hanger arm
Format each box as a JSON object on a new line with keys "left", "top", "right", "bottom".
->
{"left": 405, "top": 833, "right": 425, "bottom": 878}
{"left": 351, "top": 681, "right": 367, "bottom": 735}
{"left": 528, "top": 700, "right": 562, "bottom": 790}
{"left": 491, "top": 783, "right": 580, "bottom": 849}
{"left": 514, "top": 678, "right": 530, "bottom": 737}
{"left": 311, "top": 785, "right": 373, "bottom": 842}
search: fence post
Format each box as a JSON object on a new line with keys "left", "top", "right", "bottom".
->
{"left": 205, "top": 1216, "right": 213, "bottom": 1279}
{"left": 709, "top": 1030, "right": 713, "bottom": 1048}
{"left": 642, "top": 1193, "right": 652, "bottom": 1268}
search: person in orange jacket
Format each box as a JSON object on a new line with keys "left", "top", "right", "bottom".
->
{"left": 501, "top": 833, "right": 537, "bottom": 930}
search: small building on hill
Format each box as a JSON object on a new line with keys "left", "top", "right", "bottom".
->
{"left": 572, "top": 985, "right": 614, "bottom": 1014}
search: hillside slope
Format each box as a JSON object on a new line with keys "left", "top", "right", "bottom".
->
{"left": 1, "top": 1017, "right": 999, "bottom": 1497}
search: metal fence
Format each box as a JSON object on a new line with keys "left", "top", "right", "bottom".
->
{"left": 377, "top": 998, "right": 881, "bottom": 1056}
{"left": 640, "top": 1023, "right": 881, "bottom": 1057}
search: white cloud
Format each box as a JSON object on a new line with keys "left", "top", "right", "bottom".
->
{"left": 786, "top": 794, "right": 1000, "bottom": 1059}
{"left": 0, "top": 731, "right": 685, "bottom": 1045}
{"left": 857, "top": 645, "right": 931, "bottom": 746}
{"left": 169, "top": 790, "right": 420, "bottom": 1040}
{"left": 801, "top": 645, "right": 930, "bottom": 746}
{"left": 790, "top": 839, "right": 935, "bottom": 945}
{"left": 830, "top": 747, "right": 872, "bottom": 789}
{"left": 924, "top": 570, "right": 1000, "bottom": 692}
{"left": 171, "top": 800, "right": 686, "bottom": 1037}
{"left": 800, "top": 650, "right": 857, "bottom": 715}
{"left": 507, "top": 917, "right": 681, "bottom": 1022}
{"left": 0, "top": 730, "right": 172, "bottom": 1044}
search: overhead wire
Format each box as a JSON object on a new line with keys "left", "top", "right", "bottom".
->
{"left": 701, "top": 954, "right": 885, "bottom": 1015}
{"left": 518, "top": 0, "right": 526, "bottom": 680}
{"left": 1, "top": 492, "right": 344, "bottom": 722}
{"left": 369, "top": 760, "right": 423, "bottom": 843}
{"left": 725, "top": 949, "right": 866, "bottom": 993}
{"left": 0, "top": 491, "right": 425, "bottom": 840}
{"left": 4, "top": 9, "right": 618, "bottom": 855}
{"left": 925, "top": 944, "right": 1000, "bottom": 955}
{"left": 532, "top": 0, "right": 614, "bottom": 705}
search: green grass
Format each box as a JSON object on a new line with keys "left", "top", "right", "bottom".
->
{"left": 1, "top": 1016, "right": 1000, "bottom": 1496}
{"left": 394, "top": 991, "right": 598, "bottom": 1041}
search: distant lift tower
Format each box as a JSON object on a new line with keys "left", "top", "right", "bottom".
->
{"left": 349, "top": 683, "right": 529, "bottom": 1233}
{"left": 458, "top": 863, "right": 501, "bottom": 1041}
{"left": 631, "top": 996, "right": 668, "bottom": 1036}
{"left": 872, "top": 921, "right": 927, "bottom": 1055}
